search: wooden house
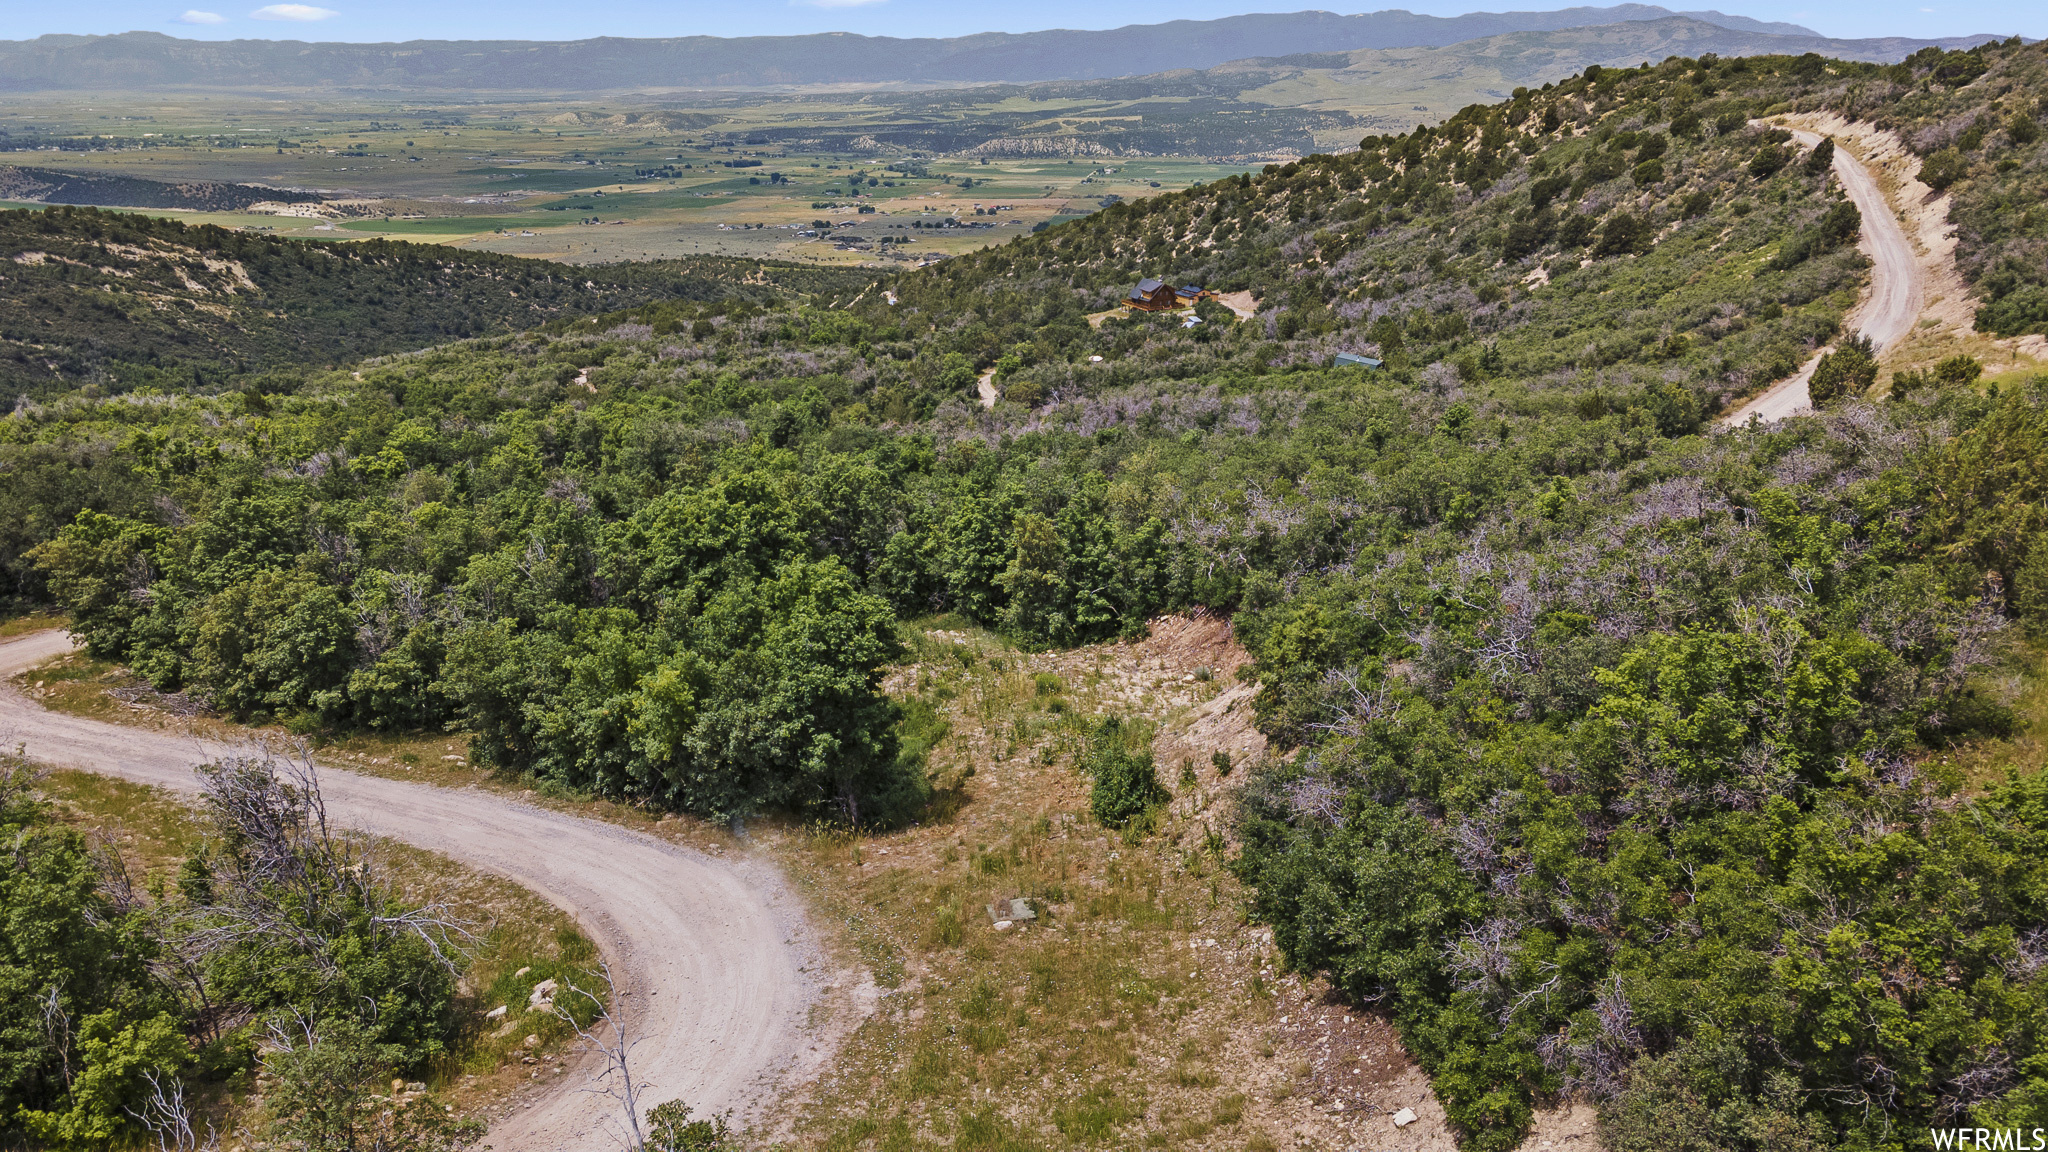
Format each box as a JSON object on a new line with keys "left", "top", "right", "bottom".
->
{"left": 1126, "top": 278, "right": 1179, "bottom": 311}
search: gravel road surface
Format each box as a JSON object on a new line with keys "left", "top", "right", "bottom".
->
{"left": 1724, "top": 126, "right": 1924, "bottom": 425}
{"left": 0, "top": 629, "right": 827, "bottom": 1151}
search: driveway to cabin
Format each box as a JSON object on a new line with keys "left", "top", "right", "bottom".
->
{"left": 1723, "top": 124, "right": 1924, "bottom": 425}
{"left": 0, "top": 628, "right": 832, "bottom": 1151}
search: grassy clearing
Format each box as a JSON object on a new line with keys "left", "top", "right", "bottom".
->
{"left": 777, "top": 616, "right": 1439, "bottom": 1152}
{"left": 0, "top": 609, "right": 65, "bottom": 640}
{"left": 1938, "top": 643, "right": 2048, "bottom": 796}
{"left": 31, "top": 766, "right": 602, "bottom": 1136}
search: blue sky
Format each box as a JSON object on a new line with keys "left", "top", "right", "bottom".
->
{"left": 4, "top": 0, "right": 2038, "bottom": 45}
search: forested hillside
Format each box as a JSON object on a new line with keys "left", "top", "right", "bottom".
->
{"left": 0, "top": 164, "right": 323, "bottom": 212}
{"left": 6, "top": 34, "right": 2048, "bottom": 1152}
{"left": 881, "top": 40, "right": 2046, "bottom": 417}
{"left": 0, "top": 208, "right": 877, "bottom": 398}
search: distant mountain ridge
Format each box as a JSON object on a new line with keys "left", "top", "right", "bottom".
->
{"left": 0, "top": 5, "right": 1994, "bottom": 92}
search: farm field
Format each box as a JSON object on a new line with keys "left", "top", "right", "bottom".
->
{"left": 2, "top": 18, "right": 1951, "bottom": 264}
{"left": 0, "top": 90, "right": 1263, "bottom": 263}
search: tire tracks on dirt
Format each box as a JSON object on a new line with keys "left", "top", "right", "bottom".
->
{"left": 0, "top": 629, "right": 839, "bottom": 1151}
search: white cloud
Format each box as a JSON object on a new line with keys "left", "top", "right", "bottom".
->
{"left": 795, "top": 0, "right": 885, "bottom": 8}
{"left": 251, "top": 3, "right": 337, "bottom": 19}
{"left": 175, "top": 9, "right": 228, "bottom": 23}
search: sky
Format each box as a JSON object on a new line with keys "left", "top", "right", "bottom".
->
{"left": 2, "top": 0, "right": 2038, "bottom": 46}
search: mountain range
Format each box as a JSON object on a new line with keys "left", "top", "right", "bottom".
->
{"left": 0, "top": 6, "right": 2008, "bottom": 92}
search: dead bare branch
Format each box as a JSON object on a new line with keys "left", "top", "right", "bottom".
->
{"left": 550, "top": 961, "right": 649, "bottom": 1152}
{"left": 127, "top": 1069, "right": 219, "bottom": 1152}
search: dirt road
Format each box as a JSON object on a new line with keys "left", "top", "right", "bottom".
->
{"left": 0, "top": 629, "right": 831, "bottom": 1151}
{"left": 1723, "top": 125, "right": 1924, "bottom": 425}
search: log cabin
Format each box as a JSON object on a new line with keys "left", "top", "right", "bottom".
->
{"left": 1126, "top": 277, "right": 1178, "bottom": 311}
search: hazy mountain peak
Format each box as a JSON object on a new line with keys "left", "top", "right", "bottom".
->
{"left": 0, "top": 6, "right": 1850, "bottom": 92}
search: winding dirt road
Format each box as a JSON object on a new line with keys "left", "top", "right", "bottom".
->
{"left": 0, "top": 629, "right": 830, "bottom": 1151}
{"left": 1723, "top": 125, "right": 1925, "bottom": 425}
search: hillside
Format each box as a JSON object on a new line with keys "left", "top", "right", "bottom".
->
{"left": 872, "top": 39, "right": 2048, "bottom": 409}
{"left": 0, "top": 165, "right": 320, "bottom": 212}
{"left": 5, "top": 35, "right": 2048, "bottom": 1152}
{"left": 0, "top": 7, "right": 1998, "bottom": 94}
{"left": 0, "top": 208, "right": 877, "bottom": 397}
{"left": 833, "top": 16, "right": 2014, "bottom": 157}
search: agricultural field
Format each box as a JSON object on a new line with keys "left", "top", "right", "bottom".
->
{"left": 0, "top": 91, "right": 1262, "bottom": 263}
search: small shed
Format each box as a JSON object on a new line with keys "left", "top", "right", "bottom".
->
{"left": 1334, "top": 352, "right": 1383, "bottom": 369}
{"left": 1127, "top": 278, "right": 1179, "bottom": 311}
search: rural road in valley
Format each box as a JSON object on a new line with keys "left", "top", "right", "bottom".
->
{"left": 1723, "top": 125, "right": 1924, "bottom": 425}
{"left": 0, "top": 629, "right": 829, "bottom": 1151}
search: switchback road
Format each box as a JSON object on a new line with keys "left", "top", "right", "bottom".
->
{"left": 1723, "top": 124, "right": 1924, "bottom": 425}
{"left": 0, "top": 629, "right": 829, "bottom": 1151}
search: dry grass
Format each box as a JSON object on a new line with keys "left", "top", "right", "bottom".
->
{"left": 1937, "top": 643, "right": 2048, "bottom": 796}
{"left": 0, "top": 610, "right": 66, "bottom": 641}
{"left": 777, "top": 615, "right": 1448, "bottom": 1151}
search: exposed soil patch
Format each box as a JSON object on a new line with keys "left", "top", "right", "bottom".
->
{"left": 1216, "top": 290, "right": 1261, "bottom": 320}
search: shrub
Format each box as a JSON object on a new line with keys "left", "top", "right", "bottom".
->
{"left": 1808, "top": 333, "right": 1877, "bottom": 404}
{"left": 1801, "top": 135, "right": 1835, "bottom": 177}
{"left": 1001, "top": 377, "right": 1045, "bottom": 407}
{"left": 1917, "top": 147, "right": 1969, "bottom": 191}
{"left": 1888, "top": 367, "right": 1932, "bottom": 401}
{"left": 1933, "top": 353, "right": 1984, "bottom": 386}
{"left": 1601, "top": 1035, "right": 1832, "bottom": 1152}
{"left": 646, "top": 1100, "right": 734, "bottom": 1151}
{"left": 261, "top": 1019, "right": 482, "bottom": 1152}
{"left": 1768, "top": 200, "right": 1859, "bottom": 269}
{"left": 1748, "top": 144, "right": 1791, "bottom": 179}
{"left": 1977, "top": 285, "right": 2048, "bottom": 337}
{"left": 1593, "top": 213, "right": 1652, "bottom": 257}
{"left": 1526, "top": 174, "right": 1570, "bottom": 212}
{"left": 1081, "top": 718, "right": 1167, "bottom": 829}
